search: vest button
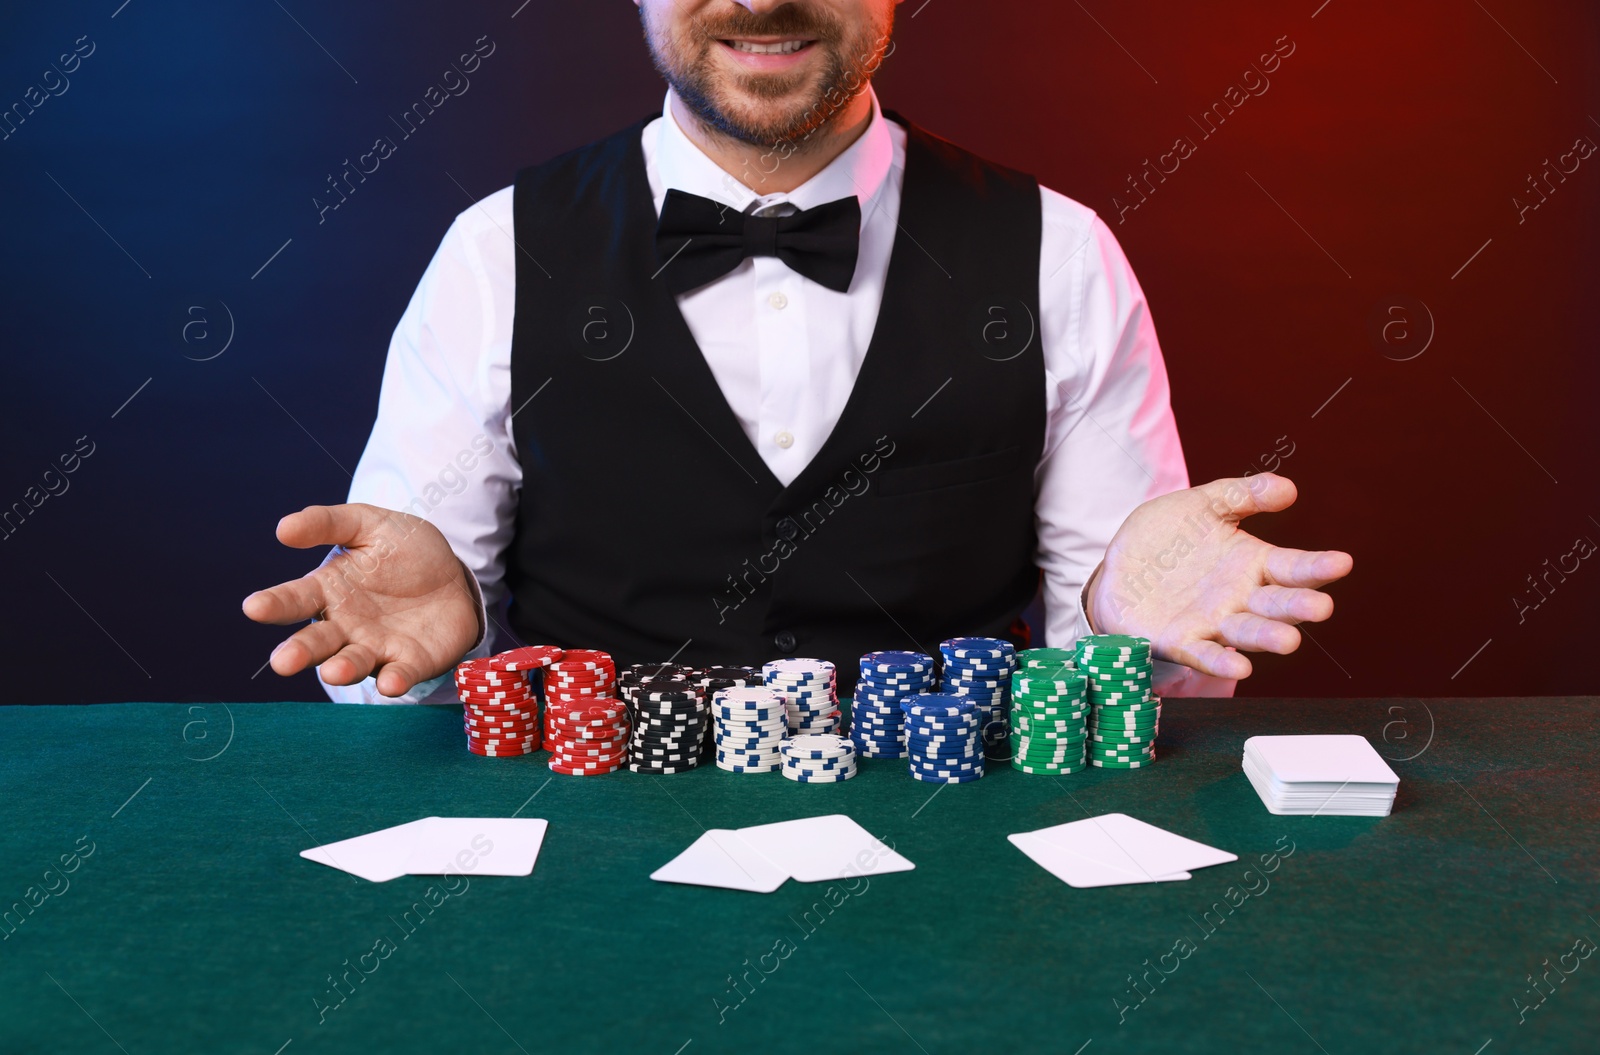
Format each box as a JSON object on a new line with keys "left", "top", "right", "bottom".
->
{"left": 774, "top": 630, "right": 798, "bottom": 653}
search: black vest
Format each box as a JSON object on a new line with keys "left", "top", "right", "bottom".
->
{"left": 506, "top": 110, "right": 1046, "bottom": 683}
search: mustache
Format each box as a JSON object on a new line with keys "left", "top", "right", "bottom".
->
{"left": 689, "top": 5, "right": 844, "bottom": 43}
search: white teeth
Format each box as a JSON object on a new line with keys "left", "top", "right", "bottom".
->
{"left": 728, "top": 39, "right": 808, "bottom": 54}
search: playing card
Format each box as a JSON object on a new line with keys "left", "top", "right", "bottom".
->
{"left": 1030, "top": 813, "right": 1237, "bottom": 878}
{"left": 735, "top": 814, "right": 915, "bottom": 883}
{"left": 299, "top": 818, "right": 439, "bottom": 883}
{"left": 1008, "top": 831, "right": 1191, "bottom": 888}
{"left": 651, "top": 830, "right": 788, "bottom": 893}
{"left": 399, "top": 818, "right": 548, "bottom": 877}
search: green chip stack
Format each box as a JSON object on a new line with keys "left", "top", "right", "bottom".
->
{"left": 1073, "top": 634, "right": 1159, "bottom": 769}
{"left": 1008, "top": 648, "right": 1088, "bottom": 775}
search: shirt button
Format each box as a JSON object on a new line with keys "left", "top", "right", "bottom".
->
{"left": 774, "top": 630, "right": 798, "bottom": 653}
{"left": 768, "top": 291, "right": 788, "bottom": 310}
{"left": 774, "top": 430, "right": 794, "bottom": 449}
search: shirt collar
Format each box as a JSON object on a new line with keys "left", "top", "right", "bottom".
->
{"left": 653, "top": 84, "right": 894, "bottom": 218}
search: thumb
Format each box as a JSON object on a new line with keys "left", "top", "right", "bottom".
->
{"left": 276, "top": 503, "right": 382, "bottom": 550}
{"left": 1196, "top": 473, "right": 1297, "bottom": 522}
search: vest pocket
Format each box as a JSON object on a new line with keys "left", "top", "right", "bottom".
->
{"left": 873, "top": 445, "right": 1022, "bottom": 498}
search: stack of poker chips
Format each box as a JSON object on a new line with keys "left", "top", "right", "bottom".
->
{"left": 902, "top": 694, "right": 985, "bottom": 783}
{"left": 780, "top": 733, "right": 858, "bottom": 782}
{"left": 849, "top": 650, "right": 934, "bottom": 758}
{"left": 692, "top": 665, "right": 759, "bottom": 759}
{"left": 543, "top": 650, "right": 628, "bottom": 774}
{"left": 628, "top": 681, "right": 709, "bottom": 774}
{"left": 762, "top": 658, "right": 840, "bottom": 734}
{"left": 455, "top": 646, "right": 561, "bottom": 756}
{"left": 1009, "top": 648, "right": 1089, "bottom": 774}
{"left": 618, "top": 662, "right": 692, "bottom": 728}
{"left": 1074, "top": 634, "right": 1159, "bottom": 769}
{"left": 938, "top": 637, "right": 1017, "bottom": 758}
{"left": 712, "top": 686, "right": 787, "bottom": 773}
{"left": 544, "top": 700, "right": 630, "bottom": 775}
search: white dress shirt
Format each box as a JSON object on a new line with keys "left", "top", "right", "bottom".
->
{"left": 324, "top": 86, "right": 1194, "bottom": 704}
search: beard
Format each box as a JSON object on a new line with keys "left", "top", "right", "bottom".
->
{"left": 640, "top": 2, "right": 893, "bottom": 147}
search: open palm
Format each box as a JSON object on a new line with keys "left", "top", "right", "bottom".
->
{"left": 242, "top": 504, "right": 481, "bottom": 697}
{"left": 1088, "top": 474, "right": 1352, "bottom": 680}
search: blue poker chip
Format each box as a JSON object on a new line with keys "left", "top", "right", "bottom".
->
{"left": 909, "top": 769, "right": 984, "bottom": 784}
{"left": 939, "top": 636, "right": 1012, "bottom": 657}
{"left": 909, "top": 750, "right": 982, "bottom": 764}
{"left": 901, "top": 714, "right": 976, "bottom": 727}
{"left": 907, "top": 742, "right": 981, "bottom": 757}
{"left": 861, "top": 650, "right": 933, "bottom": 669}
{"left": 904, "top": 718, "right": 979, "bottom": 733}
{"left": 903, "top": 703, "right": 977, "bottom": 717}
{"left": 909, "top": 753, "right": 984, "bottom": 768}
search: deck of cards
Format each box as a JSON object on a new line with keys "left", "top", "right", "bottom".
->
{"left": 1242, "top": 734, "right": 1400, "bottom": 816}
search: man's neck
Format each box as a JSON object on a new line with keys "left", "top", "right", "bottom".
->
{"left": 667, "top": 89, "right": 875, "bottom": 197}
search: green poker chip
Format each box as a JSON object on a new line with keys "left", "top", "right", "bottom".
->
{"left": 1013, "top": 760, "right": 1088, "bottom": 775}
{"left": 1090, "top": 757, "right": 1152, "bottom": 769}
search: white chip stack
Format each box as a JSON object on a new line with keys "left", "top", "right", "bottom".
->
{"left": 1242, "top": 735, "right": 1400, "bottom": 817}
{"left": 762, "top": 658, "right": 840, "bottom": 734}
{"left": 712, "top": 687, "right": 787, "bottom": 773}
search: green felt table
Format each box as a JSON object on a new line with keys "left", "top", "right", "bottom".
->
{"left": 0, "top": 697, "right": 1595, "bottom": 1055}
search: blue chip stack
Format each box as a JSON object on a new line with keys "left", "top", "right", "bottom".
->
{"left": 762, "top": 658, "right": 840, "bottom": 734}
{"left": 901, "top": 694, "right": 985, "bottom": 783}
{"left": 938, "top": 636, "right": 1017, "bottom": 759}
{"left": 850, "top": 650, "right": 934, "bottom": 759}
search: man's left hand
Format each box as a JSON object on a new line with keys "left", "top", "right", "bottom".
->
{"left": 1086, "top": 473, "right": 1352, "bottom": 681}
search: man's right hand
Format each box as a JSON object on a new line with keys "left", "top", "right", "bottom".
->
{"left": 242, "top": 504, "right": 482, "bottom": 698}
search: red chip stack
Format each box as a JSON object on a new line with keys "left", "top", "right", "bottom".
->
{"left": 455, "top": 646, "right": 563, "bottom": 757}
{"left": 541, "top": 650, "right": 629, "bottom": 775}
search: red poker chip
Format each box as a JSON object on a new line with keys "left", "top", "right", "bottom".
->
{"left": 548, "top": 759, "right": 623, "bottom": 775}
{"left": 458, "top": 683, "right": 537, "bottom": 696}
{"left": 464, "top": 710, "right": 540, "bottom": 723}
{"left": 549, "top": 748, "right": 628, "bottom": 764}
{"left": 459, "top": 693, "right": 538, "bottom": 706}
{"left": 546, "top": 674, "right": 615, "bottom": 689}
{"left": 544, "top": 724, "right": 625, "bottom": 738}
{"left": 483, "top": 645, "right": 564, "bottom": 672}
{"left": 464, "top": 713, "right": 541, "bottom": 727}
{"left": 550, "top": 710, "right": 624, "bottom": 726}
{"left": 544, "top": 734, "right": 628, "bottom": 750}
{"left": 466, "top": 725, "right": 542, "bottom": 738}
{"left": 467, "top": 743, "right": 538, "bottom": 756}
{"left": 550, "top": 743, "right": 628, "bottom": 759}
{"left": 550, "top": 651, "right": 613, "bottom": 672}
{"left": 456, "top": 678, "right": 530, "bottom": 692}
{"left": 464, "top": 706, "right": 539, "bottom": 720}
{"left": 468, "top": 737, "right": 541, "bottom": 750}
{"left": 457, "top": 676, "right": 534, "bottom": 689}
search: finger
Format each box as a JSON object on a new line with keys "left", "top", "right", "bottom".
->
{"left": 319, "top": 641, "right": 381, "bottom": 686}
{"left": 276, "top": 503, "right": 383, "bottom": 550}
{"left": 1265, "top": 547, "right": 1353, "bottom": 589}
{"left": 1171, "top": 639, "right": 1253, "bottom": 680}
{"left": 1196, "top": 472, "right": 1297, "bottom": 521}
{"left": 1248, "top": 584, "right": 1334, "bottom": 625}
{"left": 373, "top": 659, "right": 426, "bottom": 699}
{"left": 242, "top": 575, "right": 328, "bottom": 625}
{"left": 1218, "top": 611, "right": 1302, "bottom": 655}
{"left": 269, "top": 619, "right": 350, "bottom": 677}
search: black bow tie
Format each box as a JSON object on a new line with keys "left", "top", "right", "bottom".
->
{"left": 654, "top": 188, "right": 861, "bottom": 296}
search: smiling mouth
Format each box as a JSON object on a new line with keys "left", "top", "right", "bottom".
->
{"left": 721, "top": 38, "right": 815, "bottom": 55}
